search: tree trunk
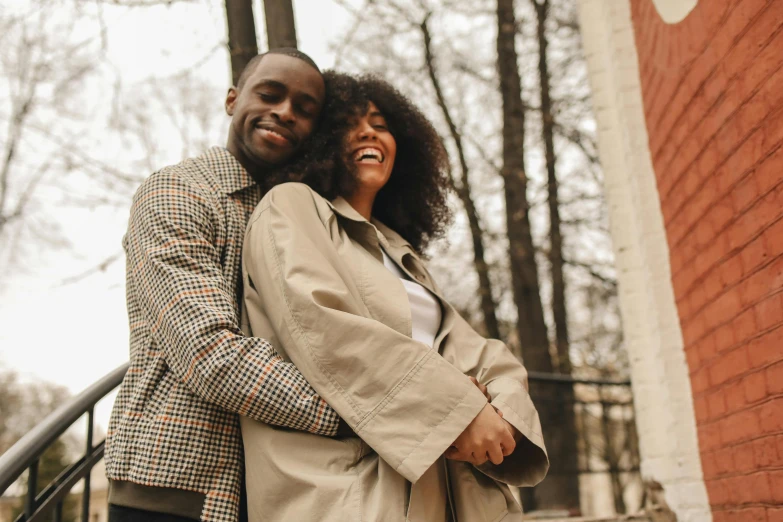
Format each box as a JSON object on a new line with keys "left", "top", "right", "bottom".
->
{"left": 536, "top": 0, "right": 571, "bottom": 376}
{"left": 530, "top": 0, "right": 582, "bottom": 513}
{"left": 497, "top": 0, "right": 582, "bottom": 513}
{"left": 496, "top": 0, "right": 550, "bottom": 369}
{"left": 263, "top": 0, "right": 298, "bottom": 49}
{"left": 420, "top": 16, "right": 501, "bottom": 340}
{"left": 225, "top": 0, "right": 259, "bottom": 86}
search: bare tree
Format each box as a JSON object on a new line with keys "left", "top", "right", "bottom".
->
{"left": 420, "top": 15, "right": 500, "bottom": 339}
{"left": 0, "top": 0, "right": 233, "bottom": 284}
{"left": 532, "top": 0, "right": 570, "bottom": 375}
{"left": 1, "top": 366, "right": 80, "bottom": 521}
{"left": 496, "top": 0, "right": 551, "bottom": 369}
{"left": 542, "top": 0, "right": 625, "bottom": 382}
{"left": 494, "top": 0, "right": 608, "bottom": 511}
{"left": 263, "top": 0, "right": 298, "bottom": 49}
{"left": 522, "top": 0, "right": 585, "bottom": 511}
{"left": 0, "top": 1, "right": 107, "bottom": 273}
{"left": 0, "top": 366, "right": 74, "bottom": 453}
{"left": 224, "top": 0, "right": 299, "bottom": 86}
{"left": 225, "top": 0, "right": 259, "bottom": 85}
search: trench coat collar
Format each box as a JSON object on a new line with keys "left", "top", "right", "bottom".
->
{"left": 327, "top": 196, "right": 369, "bottom": 224}
{"left": 327, "top": 197, "right": 412, "bottom": 250}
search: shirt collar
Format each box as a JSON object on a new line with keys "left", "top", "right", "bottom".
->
{"left": 202, "top": 147, "right": 257, "bottom": 195}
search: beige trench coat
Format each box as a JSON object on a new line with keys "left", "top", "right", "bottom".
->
{"left": 240, "top": 183, "right": 548, "bottom": 522}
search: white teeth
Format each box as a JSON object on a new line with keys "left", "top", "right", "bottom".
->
{"left": 256, "top": 126, "right": 284, "bottom": 139}
{"left": 259, "top": 128, "right": 291, "bottom": 143}
{"left": 353, "top": 147, "right": 384, "bottom": 163}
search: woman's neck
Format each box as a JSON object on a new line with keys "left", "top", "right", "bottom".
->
{"left": 344, "top": 190, "right": 376, "bottom": 221}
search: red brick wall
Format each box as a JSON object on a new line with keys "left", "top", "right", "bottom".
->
{"left": 630, "top": 1, "right": 783, "bottom": 520}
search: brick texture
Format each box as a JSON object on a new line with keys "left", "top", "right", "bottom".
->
{"left": 631, "top": 0, "right": 783, "bottom": 519}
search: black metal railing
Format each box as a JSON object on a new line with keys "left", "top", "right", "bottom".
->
{"left": 0, "top": 366, "right": 639, "bottom": 520}
{"left": 0, "top": 364, "right": 128, "bottom": 522}
{"left": 526, "top": 372, "right": 640, "bottom": 515}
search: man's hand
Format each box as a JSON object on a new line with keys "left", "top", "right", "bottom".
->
{"left": 469, "top": 376, "right": 491, "bottom": 401}
{"left": 445, "top": 403, "right": 516, "bottom": 466}
{"left": 502, "top": 416, "right": 523, "bottom": 443}
{"left": 469, "top": 379, "right": 521, "bottom": 444}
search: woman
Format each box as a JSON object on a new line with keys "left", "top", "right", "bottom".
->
{"left": 240, "top": 72, "right": 548, "bottom": 521}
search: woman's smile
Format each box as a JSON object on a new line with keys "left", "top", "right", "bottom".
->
{"left": 352, "top": 147, "right": 385, "bottom": 164}
{"left": 345, "top": 101, "right": 397, "bottom": 205}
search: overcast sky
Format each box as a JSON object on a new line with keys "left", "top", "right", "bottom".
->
{"left": 0, "top": 0, "right": 353, "bottom": 425}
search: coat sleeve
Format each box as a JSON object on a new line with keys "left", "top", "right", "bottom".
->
{"left": 442, "top": 311, "right": 549, "bottom": 487}
{"left": 126, "top": 170, "right": 340, "bottom": 435}
{"left": 242, "top": 183, "right": 488, "bottom": 483}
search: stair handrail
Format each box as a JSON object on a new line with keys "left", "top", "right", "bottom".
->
{"left": 0, "top": 363, "right": 128, "bottom": 495}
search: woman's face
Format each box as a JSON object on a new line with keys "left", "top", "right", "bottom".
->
{"left": 345, "top": 101, "right": 397, "bottom": 194}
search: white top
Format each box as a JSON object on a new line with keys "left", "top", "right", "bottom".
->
{"left": 381, "top": 251, "right": 442, "bottom": 348}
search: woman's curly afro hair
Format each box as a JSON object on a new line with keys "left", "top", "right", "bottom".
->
{"left": 269, "top": 71, "right": 453, "bottom": 252}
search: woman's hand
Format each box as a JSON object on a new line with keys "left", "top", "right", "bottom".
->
{"left": 444, "top": 403, "right": 516, "bottom": 466}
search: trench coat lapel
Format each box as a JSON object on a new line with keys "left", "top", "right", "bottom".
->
{"left": 324, "top": 197, "right": 411, "bottom": 337}
{"left": 370, "top": 219, "right": 458, "bottom": 351}
{"left": 326, "top": 197, "right": 458, "bottom": 349}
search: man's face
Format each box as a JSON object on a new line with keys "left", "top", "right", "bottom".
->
{"left": 225, "top": 54, "right": 325, "bottom": 170}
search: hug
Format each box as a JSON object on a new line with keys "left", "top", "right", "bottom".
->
{"left": 105, "top": 48, "right": 548, "bottom": 522}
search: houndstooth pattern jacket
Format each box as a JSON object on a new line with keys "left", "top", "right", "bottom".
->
{"left": 105, "top": 147, "right": 340, "bottom": 521}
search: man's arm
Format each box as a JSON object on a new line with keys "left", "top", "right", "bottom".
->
{"left": 125, "top": 169, "right": 340, "bottom": 436}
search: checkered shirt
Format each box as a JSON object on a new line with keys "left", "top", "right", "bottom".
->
{"left": 105, "top": 147, "right": 340, "bottom": 522}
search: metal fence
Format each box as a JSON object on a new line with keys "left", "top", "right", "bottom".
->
{"left": 0, "top": 365, "right": 128, "bottom": 522}
{"left": 526, "top": 372, "right": 641, "bottom": 516}
{"left": 0, "top": 366, "right": 641, "bottom": 520}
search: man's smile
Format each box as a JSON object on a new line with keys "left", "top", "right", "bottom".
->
{"left": 254, "top": 122, "right": 296, "bottom": 147}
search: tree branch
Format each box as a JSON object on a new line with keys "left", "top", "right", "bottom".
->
{"left": 59, "top": 251, "right": 123, "bottom": 286}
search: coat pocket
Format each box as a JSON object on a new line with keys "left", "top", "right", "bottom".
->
{"left": 448, "top": 461, "right": 511, "bottom": 522}
{"left": 240, "top": 417, "right": 363, "bottom": 521}
{"left": 472, "top": 466, "right": 511, "bottom": 521}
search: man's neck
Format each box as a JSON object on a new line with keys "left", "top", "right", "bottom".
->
{"left": 225, "top": 143, "right": 269, "bottom": 186}
{"left": 245, "top": 165, "right": 271, "bottom": 187}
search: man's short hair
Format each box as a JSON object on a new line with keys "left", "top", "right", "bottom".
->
{"left": 235, "top": 48, "right": 321, "bottom": 89}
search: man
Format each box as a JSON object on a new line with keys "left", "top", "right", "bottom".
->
{"left": 105, "top": 49, "right": 338, "bottom": 522}
{"left": 106, "top": 49, "right": 517, "bottom": 522}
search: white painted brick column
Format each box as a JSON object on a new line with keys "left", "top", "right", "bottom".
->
{"left": 576, "top": 1, "right": 711, "bottom": 521}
